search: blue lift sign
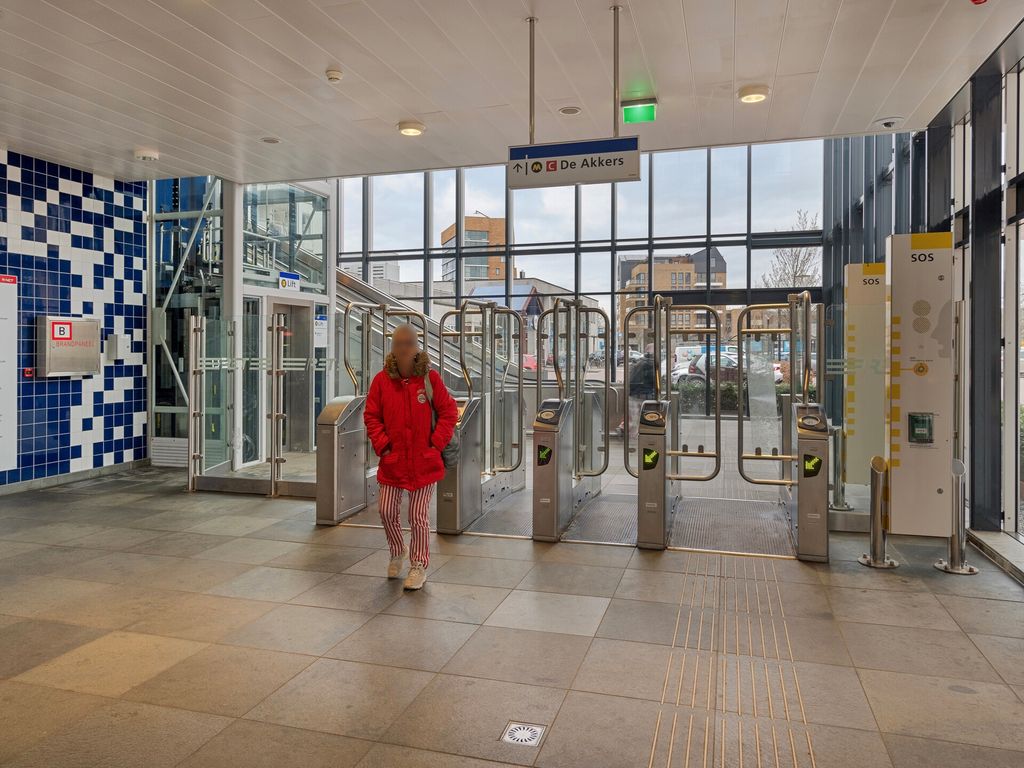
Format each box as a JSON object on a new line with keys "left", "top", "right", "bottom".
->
{"left": 507, "top": 137, "right": 640, "bottom": 189}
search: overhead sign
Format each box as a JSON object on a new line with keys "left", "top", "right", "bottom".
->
{"left": 507, "top": 136, "right": 640, "bottom": 189}
{"left": 278, "top": 271, "right": 300, "bottom": 291}
{"left": 0, "top": 276, "right": 17, "bottom": 471}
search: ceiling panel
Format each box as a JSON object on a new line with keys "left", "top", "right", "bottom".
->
{"left": 0, "top": 0, "right": 1017, "bottom": 182}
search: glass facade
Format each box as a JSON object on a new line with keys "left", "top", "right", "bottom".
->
{"left": 336, "top": 140, "right": 825, "bottom": 359}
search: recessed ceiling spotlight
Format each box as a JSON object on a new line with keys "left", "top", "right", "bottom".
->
{"left": 260, "top": 136, "right": 281, "bottom": 144}
{"left": 737, "top": 84, "right": 770, "bottom": 104}
{"left": 559, "top": 106, "right": 582, "bottom": 116}
{"left": 133, "top": 148, "right": 159, "bottom": 162}
{"left": 398, "top": 120, "right": 426, "bottom": 136}
{"left": 325, "top": 68, "right": 344, "bottom": 83}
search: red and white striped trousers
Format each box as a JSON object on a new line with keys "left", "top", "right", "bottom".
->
{"left": 377, "top": 483, "right": 434, "bottom": 567}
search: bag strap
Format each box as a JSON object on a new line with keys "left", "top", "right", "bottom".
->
{"left": 423, "top": 371, "right": 437, "bottom": 429}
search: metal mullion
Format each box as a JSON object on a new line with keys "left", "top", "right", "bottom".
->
{"left": 646, "top": 154, "right": 654, "bottom": 302}
{"left": 455, "top": 167, "right": 464, "bottom": 311}
{"left": 610, "top": 180, "right": 618, "bottom": 383}
{"left": 746, "top": 144, "right": 752, "bottom": 302}
{"left": 361, "top": 176, "right": 371, "bottom": 282}
{"left": 506, "top": 180, "right": 514, "bottom": 308}
{"left": 574, "top": 184, "right": 582, "bottom": 299}
{"left": 424, "top": 171, "right": 432, "bottom": 317}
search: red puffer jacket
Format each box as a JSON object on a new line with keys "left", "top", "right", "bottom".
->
{"left": 364, "top": 368, "right": 458, "bottom": 491}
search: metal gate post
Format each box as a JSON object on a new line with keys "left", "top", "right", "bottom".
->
{"left": 186, "top": 314, "right": 205, "bottom": 492}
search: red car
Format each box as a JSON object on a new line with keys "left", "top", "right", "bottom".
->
{"left": 522, "top": 354, "right": 537, "bottom": 372}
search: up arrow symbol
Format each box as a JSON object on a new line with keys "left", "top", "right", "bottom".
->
{"left": 513, "top": 162, "right": 523, "bottom": 172}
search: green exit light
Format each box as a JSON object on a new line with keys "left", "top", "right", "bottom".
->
{"left": 622, "top": 103, "right": 656, "bottom": 124}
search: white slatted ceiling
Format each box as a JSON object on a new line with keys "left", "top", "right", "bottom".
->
{"left": 0, "top": 0, "right": 1018, "bottom": 183}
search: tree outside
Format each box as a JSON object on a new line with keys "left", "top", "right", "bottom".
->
{"left": 759, "top": 210, "right": 821, "bottom": 288}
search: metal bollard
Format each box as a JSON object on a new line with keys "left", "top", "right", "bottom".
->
{"left": 829, "top": 425, "right": 853, "bottom": 511}
{"left": 859, "top": 455, "right": 898, "bottom": 569}
{"left": 935, "top": 459, "right": 979, "bottom": 575}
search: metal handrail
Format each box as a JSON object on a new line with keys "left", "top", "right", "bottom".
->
{"left": 665, "top": 305, "right": 722, "bottom": 483}
{"left": 622, "top": 303, "right": 650, "bottom": 478}
{"left": 342, "top": 301, "right": 386, "bottom": 395}
{"left": 534, "top": 298, "right": 570, "bottom": 413}
{"left": 576, "top": 304, "right": 612, "bottom": 478}
{"left": 736, "top": 301, "right": 798, "bottom": 487}
{"left": 789, "top": 290, "right": 813, "bottom": 403}
{"left": 492, "top": 307, "right": 525, "bottom": 474}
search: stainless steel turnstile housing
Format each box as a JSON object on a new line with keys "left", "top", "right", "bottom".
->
{"left": 436, "top": 397, "right": 484, "bottom": 534}
{"left": 532, "top": 398, "right": 574, "bottom": 542}
{"left": 637, "top": 399, "right": 672, "bottom": 549}
{"left": 789, "top": 402, "right": 830, "bottom": 562}
{"left": 315, "top": 395, "right": 368, "bottom": 525}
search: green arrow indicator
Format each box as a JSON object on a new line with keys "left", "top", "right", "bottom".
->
{"left": 803, "top": 454, "right": 822, "bottom": 477}
{"left": 642, "top": 449, "right": 660, "bottom": 470}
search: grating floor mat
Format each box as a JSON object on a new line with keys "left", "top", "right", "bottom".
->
{"left": 562, "top": 494, "right": 637, "bottom": 545}
{"left": 467, "top": 490, "right": 532, "bottom": 537}
{"left": 668, "top": 498, "right": 795, "bottom": 556}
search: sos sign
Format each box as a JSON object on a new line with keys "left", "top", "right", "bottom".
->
{"left": 910, "top": 252, "right": 935, "bottom": 262}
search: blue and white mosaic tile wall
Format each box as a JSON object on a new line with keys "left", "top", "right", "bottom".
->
{"left": 0, "top": 148, "right": 147, "bottom": 486}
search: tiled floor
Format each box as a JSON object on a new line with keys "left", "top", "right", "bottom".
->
{"left": 1, "top": 468, "right": 1024, "bottom": 767}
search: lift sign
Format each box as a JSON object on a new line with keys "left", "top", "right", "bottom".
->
{"left": 803, "top": 454, "right": 823, "bottom": 478}
{"left": 642, "top": 448, "right": 660, "bottom": 470}
{"left": 537, "top": 445, "right": 552, "bottom": 466}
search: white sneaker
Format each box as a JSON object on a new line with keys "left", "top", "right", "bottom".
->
{"left": 387, "top": 549, "right": 407, "bottom": 579}
{"left": 403, "top": 562, "right": 427, "bottom": 590}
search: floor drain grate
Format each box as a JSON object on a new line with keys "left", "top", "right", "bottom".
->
{"left": 501, "top": 722, "right": 545, "bottom": 746}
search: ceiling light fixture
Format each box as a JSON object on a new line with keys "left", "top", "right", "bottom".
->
{"left": 325, "top": 68, "right": 344, "bottom": 83}
{"left": 559, "top": 106, "right": 582, "bottom": 116}
{"left": 737, "top": 84, "right": 770, "bottom": 104}
{"left": 260, "top": 136, "right": 281, "bottom": 144}
{"left": 621, "top": 97, "right": 657, "bottom": 124}
{"left": 398, "top": 120, "right": 426, "bottom": 137}
{"left": 873, "top": 116, "right": 904, "bottom": 130}
{"left": 133, "top": 148, "right": 159, "bottom": 162}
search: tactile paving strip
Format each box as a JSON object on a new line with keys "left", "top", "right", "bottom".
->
{"left": 669, "top": 498, "right": 795, "bottom": 557}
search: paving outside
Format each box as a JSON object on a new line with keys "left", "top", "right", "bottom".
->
{"left": 0, "top": 468, "right": 1023, "bottom": 766}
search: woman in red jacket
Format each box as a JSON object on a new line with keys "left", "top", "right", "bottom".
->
{"left": 363, "top": 324, "right": 458, "bottom": 590}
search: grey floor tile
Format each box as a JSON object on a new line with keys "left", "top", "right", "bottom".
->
{"left": 290, "top": 573, "right": 405, "bottom": 613}
{"left": 0, "top": 521, "right": 109, "bottom": 545}
{"left": 0, "top": 540, "right": 44, "bottom": 560}
{"left": 859, "top": 668, "right": 1024, "bottom": 750}
{"left": 385, "top": 581, "right": 510, "bottom": 624}
{"left": 127, "top": 593, "right": 276, "bottom": 642}
{"left": 242, "top": 518, "right": 343, "bottom": 544}
{"left": 125, "top": 532, "right": 229, "bottom": 557}
{"left": 0, "top": 619, "right": 107, "bottom": 678}
{"left": 246, "top": 658, "right": 433, "bottom": 739}
{"left": 462, "top": 536, "right": 554, "bottom": 561}
{"left": 132, "top": 558, "right": 254, "bottom": 593}
{"left": 14, "top": 630, "right": 207, "bottom": 697}
{"left": 194, "top": 537, "right": 304, "bottom": 565}
{"left": 540, "top": 542, "right": 633, "bottom": 567}
{"left": 0, "top": 680, "right": 110, "bottom": 763}
{"left": 69, "top": 527, "right": 166, "bottom": 551}
{"left": 186, "top": 515, "right": 280, "bottom": 537}
{"left": 969, "top": 633, "right": 1024, "bottom": 685}
{"left": 627, "top": 548, "right": 720, "bottom": 574}
{"left": 312, "top": 525, "right": 392, "bottom": 549}
{"left": 572, "top": 637, "right": 672, "bottom": 701}
{"left": 918, "top": 565, "right": 1024, "bottom": 603}
{"left": 765, "top": 557, "right": 824, "bottom": 584}
{"left": 442, "top": 626, "right": 591, "bottom": 687}
{"left": 792, "top": 661, "right": 879, "bottom": 730}
{"left": 596, "top": 598, "right": 682, "bottom": 646}
{"left": 206, "top": 566, "right": 333, "bottom": 602}
{"left": 778, "top": 616, "right": 853, "bottom": 665}
{"left": 0, "top": 545, "right": 107, "bottom": 576}
{"left": 429, "top": 555, "right": 534, "bottom": 587}
{"left": 124, "top": 644, "right": 312, "bottom": 716}
{"left": 882, "top": 733, "right": 1024, "bottom": 768}
{"left": 937, "top": 593, "right": 1024, "bottom": 638}
{"left": 180, "top": 719, "right": 373, "bottom": 768}
{"left": 3, "top": 699, "right": 230, "bottom": 768}
{"left": 517, "top": 561, "right": 624, "bottom": 597}
{"left": 0, "top": 575, "right": 111, "bottom": 618}
{"left": 613, "top": 569, "right": 688, "bottom": 604}
{"left": 535, "top": 690, "right": 660, "bottom": 768}
{"left": 328, "top": 614, "right": 476, "bottom": 670}
{"left": 733, "top": 579, "right": 834, "bottom": 620}
{"left": 383, "top": 673, "right": 566, "bottom": 764}
{"left": 224, "top": 604, "right": 372, "bottom": 655}
{"left": 55, "top": 551, "right": 180, "bottom": 584}
{"left": 485, "top": 590, "right": 610, "bottom": 636}
{"left": 124, "top": 509, "right": 214, "bottom": 532}
{"left": 827, "top": 586, "right": 958, "bottom": 630}
{"left": 815, "top": 559, "right": 930, "bottom": 591}
{"left": 344, "top": 549, "right": 450, "bottom": 577}
{"left": 36, "top": 584, "right": 183, "bottom": 630}
{"left": 355, "top": 744, "right": 508, "bottom": 767}
{"left": 840, "top": 622, "right": 1000, "bottom": 681}
{"left": 796, "top": 724, "right": 894, "bottom": 768}
{"left": 267, "top": 544, "right": 377, "bottom": 572}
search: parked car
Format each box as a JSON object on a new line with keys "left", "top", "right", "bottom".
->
{"left": 522, "top": 354, "right": 537, "bottom": 372}
{"left": 681, "top": 352, "right": 784, "bottom": 385}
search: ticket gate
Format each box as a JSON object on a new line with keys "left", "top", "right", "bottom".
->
{"left": 315, "top": 395, "right": 369, "bottom": 525}
{"left": 789, "top": 402, "right": 830, "bottom": 561}
{"left": 434, "top": 300, "right": 526, "bottom": 534}
{"left": 436, "top": 397, "right": 484, "bottom": 534}
{"left": 636, "top": 400, "right": 680, "bottom": 549}
{"left": 532, "top": 399, "right": 575, "bottom": 541}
